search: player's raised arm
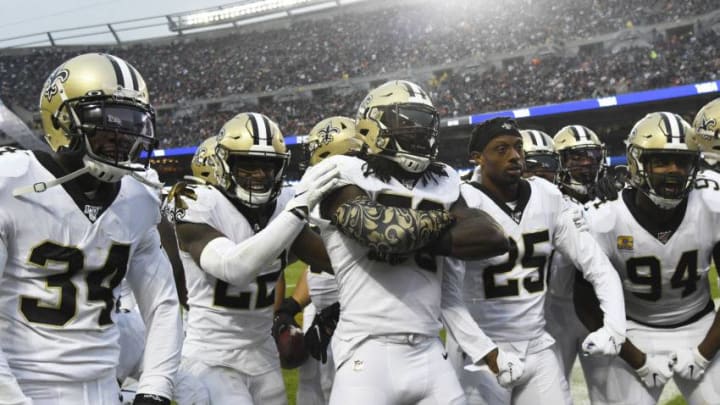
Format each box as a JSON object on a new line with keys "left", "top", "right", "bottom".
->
{"left": 174, "top": 163, "right": 340, "bottom": 287}
{"left": 321, "top": 185, "right": 509, "bottom": 261}
{"left": 430, "top": 197, "right": 510, "bottom": 260}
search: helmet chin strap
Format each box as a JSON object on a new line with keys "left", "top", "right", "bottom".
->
{"left": 13, "top": 156, "right": 161, "bottom": 197}
{"left": 13, "top": 166, "right": 90, "bottom": 197}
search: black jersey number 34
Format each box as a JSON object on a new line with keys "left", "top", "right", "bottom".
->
{"left": 20, "top": 241, "right": 130, "bottom": 327}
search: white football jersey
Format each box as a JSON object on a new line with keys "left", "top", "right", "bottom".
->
{"left": 585, "top": 186, "right": 719, "bottom": 326}
{"left": 548, "top": 251, "right": 574, "bottom": 299}
{"left": 307, "top": 270, "right": 339, "bottom": 310}
{"left": 0, "top": 149, "right": 164, "bottom": 383}
{"left": 170, "top": 184, "right": 292, "bottom": 375}
{"left": 310, "top": 155, "right": 460, "bottom": 358}
{"left": 460, "top": 177, "right": 621, "bottom": 342}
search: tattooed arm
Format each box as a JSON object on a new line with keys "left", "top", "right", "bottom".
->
{"left": 319, "top": 184, "right": 453, "bottom": 257}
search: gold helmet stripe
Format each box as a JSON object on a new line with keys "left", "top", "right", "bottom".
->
{"left": 570, "top": 125, "right": 589, "bottom": 142}
{"left": 403, "top": 80, "right": 430, "bottom": 103}
{"left": 530, "top": 130, "right": 546, "bottom": 147}
{"left": 248, "top": 112, "right": 271, "bottom": 146}
{"left": 106, "top": 54, "right": 138, "bottom": 92}
{"left": 660, "top": 112, "right": 686, "bottom": 145}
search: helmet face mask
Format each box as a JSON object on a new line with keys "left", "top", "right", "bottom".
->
{"left": 561, "top": 145, "right": 604, "bottom": 185}
{"left": 520, "top": 129, "right": 558, "bottom": 182}
{"left": 627, "top": 112, "right": 700, "bottom": 209}
{"left": 226, "top": 154, "right": 282, "bottom": 196}
{"left": 214, "top": 112, "right": 289, "bottom": 207}
{"left": 356, "top": 80, "right": 439, "bottom": 173}
{"left": 40, "top": 53, "right": 157, "bottom": 183}
{"left": 553, "top": 125, "right": 606, "bottom": 197}
{"left": 630, "top": 147, "right": 698, "bottom": 206}
{"left": 72, "top": 99, "right": 157, "bottom": 170}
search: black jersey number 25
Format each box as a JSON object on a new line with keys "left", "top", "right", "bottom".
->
{"left": 484, "top": 230, "right": 550, "bottom": 298}
{"left": 21, "top": 241, "right": 130, "bottom": 326}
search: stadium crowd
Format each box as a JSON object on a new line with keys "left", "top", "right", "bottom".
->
{"left": 0, "top": 0, "right": 718, "bottom": 148}
{"left": 155, "top": 28, "right": 720, "bottom": 148}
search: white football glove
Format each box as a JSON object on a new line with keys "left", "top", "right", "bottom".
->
{"left": 635, "top": 353, "right": 675, "bottom": 388}
{"left": 495, "top": 350, "right": 525, "bottom": 388}
{"left": 672, "top": 347, "right": 710, "bottom": 381}
{"left": 285, "top": 163, "right": 342, "bottom": 215}
{"left": 582, "top": 326, "right": 624, "bottom": 356}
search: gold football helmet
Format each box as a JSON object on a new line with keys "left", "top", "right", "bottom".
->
{"left": 626, "top": 112, "right": 699, "bottom": 209}
{"left": 39, "top": 53, "right": 157, "bottom": 184}
{"left": 553, "top": 125, "right": 606, "bottom": 197}
{"left": 190, "top": 136, "right": 220, "bottom": 185}
{"left": 520, "top": 129, "right": 558, "bottom": 182}
{"left": 356, "top": 80, "right": 439, "bottom": 173}
{"left": 690, "top": 98, "right": 720, "bottom": 166}
{"left": 214, "top": 112, "right": 289, "bottom": 207}
{"left": 306, "top": 116, "right": 363, "bottom": 166}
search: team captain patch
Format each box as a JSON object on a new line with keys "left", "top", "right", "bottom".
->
{"left": 617, "top": 235, "right": 633, "bottom": 250}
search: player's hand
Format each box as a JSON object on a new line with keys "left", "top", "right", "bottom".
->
{"left": 635, "top": 353, "right": 675, "bottom": 388}
{"left": 485, "top": 348, "right": 525, "bottom": 388}
{"left": 591, "top": 165, "right": 628, "bottom": 202}
{"left": 286, "top": 163, "right": 342, "bottom": 216}
{"left": 132, "top": 394, "right": 171, "bottom": 405}
{"left": 272, "top": 297, "right": 302, "bottom": 338}
{"left": 582, "top": 326, "right": 624, "bottom": 356}
{"left": 672, "top": 347, "right": 710, "bottom": 381}
{"left": 304, "top": 302, "right": 340, "bottom": 363}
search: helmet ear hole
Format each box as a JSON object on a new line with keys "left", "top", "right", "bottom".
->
{"left": 51, "top": 115, "right": 61, "bottom": 130}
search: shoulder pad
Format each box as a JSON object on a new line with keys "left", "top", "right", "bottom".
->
{"left": 459, "top": 181, "right": 485, "bottom": 209}
{"left": 693, "top": 180, "right": 720, "bottom": 215}
{"left": 529, "top": 177, "right": 563, "bottom": 198}
{"left": 582, "top": 197, "right": 619, "bottom": 234}
{"left": 164, "top": 182, "right": 218, "bottom": 224}
{"left": 0, "top": 147, "right": 32, "bottom": 178}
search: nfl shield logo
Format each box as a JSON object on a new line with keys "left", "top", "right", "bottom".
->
{"left": 84, "top": 205, "right": 102, "bottom": 222}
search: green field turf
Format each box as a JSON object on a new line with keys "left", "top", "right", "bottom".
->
{"left": 280, "top": 263, "right": 720, "bottom": 405}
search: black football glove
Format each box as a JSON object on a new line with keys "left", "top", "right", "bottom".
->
{"left": 304, "top": 302, "right": 340, "bottom": 364}
{"left": 591, "top": 165, "right": 628, "bottom": 202}
{"left": 132, "top": 394, "right": 171, "bottom": 405}
{"left": 272, "top": 297, "right": 302, "bottom": 339}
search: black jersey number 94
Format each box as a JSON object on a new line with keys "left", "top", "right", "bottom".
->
{"left": 21, "top": 241, "right": 130, "bottom": 327}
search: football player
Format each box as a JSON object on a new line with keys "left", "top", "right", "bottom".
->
{"left": 450, "top": 117, "right": 626, "bottom": 405}
{"left": 0, "top": 53, "right": 182, "bottom": 405}
{"left": 520, "top": 129, "right": 558, "bottom": 183}
{"left": 277, "top": 116, "right": 361, "bottom": 405}
{"left": 577, "top": 112, "right": 720, "bottom": 404}
{"left": 543, "top": 125, "right": 611, "bottom": 385}
{"left": 307, "top": 80, "right": 515, "bottom": 405}
{"left": 166, "top": 112, "right": 340, "bottom": 405}
{"left": 159, "top": 136, "right": 223, "bottom": 310}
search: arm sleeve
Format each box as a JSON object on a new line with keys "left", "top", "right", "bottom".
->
{"left": 554, "top": 199, "right": 626, "bottom": 337}
{"left": 440, "top": 257, "right": 497, "bottom": 363}
{"left": 199, "top": 210, "right": 305, "bottom": 286}
{"left": 331, "top": 196, "right": 455, "bottom": 255}
{"left": 127, "top": 228, "right": 183, "bottom": 400}
{"left": 0, "top": 239, "right": 33, "bottom": 405}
